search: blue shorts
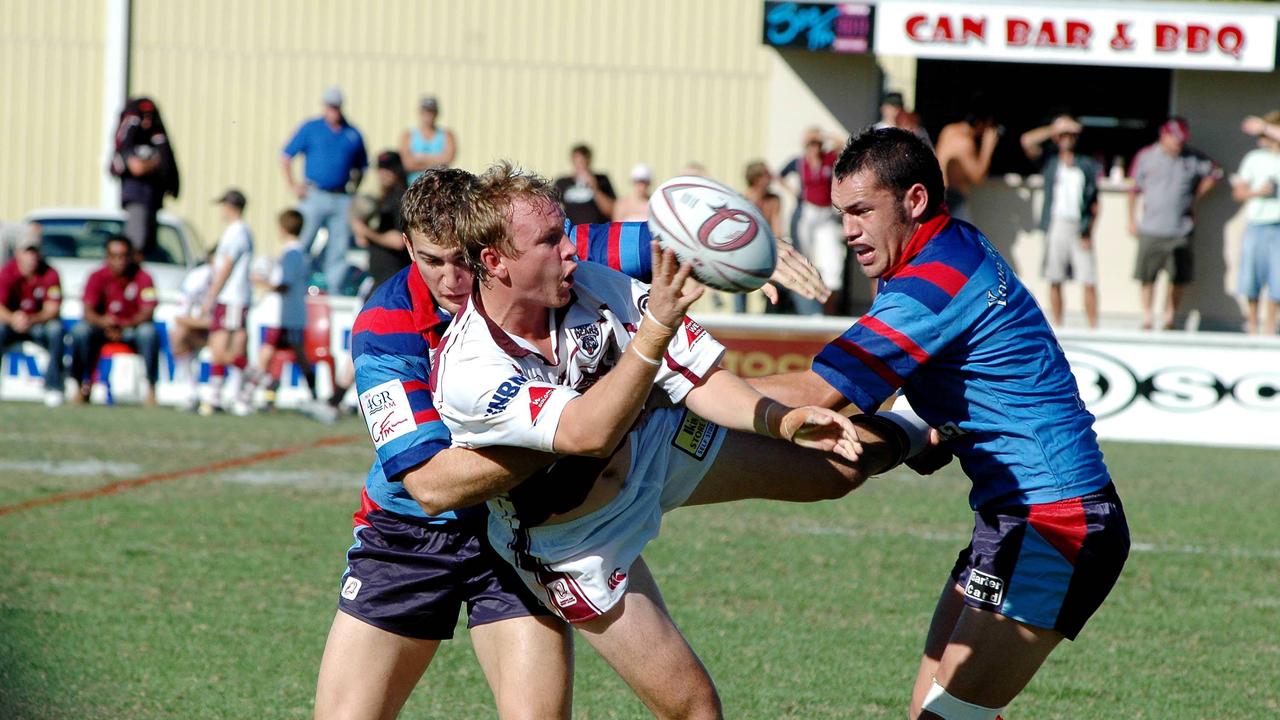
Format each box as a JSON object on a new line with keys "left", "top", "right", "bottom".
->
{"left": 1237, "top": 222, "right": 1280, "bottom": 301}
{"left": 338, "top": 491, "right": 555, "bottom": 640}
{"left": 949, "top": 483, "right": 1129, "bottom": 640}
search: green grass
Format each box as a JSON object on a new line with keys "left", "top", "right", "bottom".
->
{"left": 1, "top": 402, "right": 1277, "bottom": 719}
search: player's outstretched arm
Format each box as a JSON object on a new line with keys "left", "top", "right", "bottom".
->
{"left": 761, "top": 239, "right": 830, "bottom": 304}
{"left": 746, "top": 369, "right": 851, "bottom": 412}
{"left": 684, "top": 367, "right": 863, "bottom": 462}
{"left": 552, "top": 246, "right": 703, "bottom": 457}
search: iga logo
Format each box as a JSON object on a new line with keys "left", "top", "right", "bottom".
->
{"left": 529, "top": 386, "right": 555, "bottom": 423}
{"left": 485, "top": 375, "right": 528, "bottom": 416}
{"left": 683, "top": 318, "right": 705, "bottom": 346}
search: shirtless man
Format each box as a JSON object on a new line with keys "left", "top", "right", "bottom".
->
{"left": 934, "top": 97, "right": 999, "bottom": 222}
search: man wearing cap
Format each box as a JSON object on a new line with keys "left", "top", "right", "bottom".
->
{"left": 1128, "top": 117, "right": 1221, "bottom": 331}
{"left": 281, "top": 86, "right": 369, "bottom": 294}
{"left": 70, "top": 234, "right": 160, "bottom": 405}
{"left": 0, "top": 223, "right": 66, "bottom": 407}
{"left": 874, "top": 91, "right": 932, "bottom": 148}
{"left": 400, "top": 96, "right": 457, "bottom": 186}
{"left": 353, "top": 151, "right": 411, "bottom": 290}
{"left": 200, "top": 189, "right": 255, "bottom": 415}
{"left": 611, "top": 163, "right": 652, "bottom": 222}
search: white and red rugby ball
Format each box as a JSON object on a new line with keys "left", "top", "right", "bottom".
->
{"left": 647, "top": 175, "right": 776, "bottom": 292}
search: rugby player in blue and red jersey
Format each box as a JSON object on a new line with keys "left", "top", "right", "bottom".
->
{"left": 313, "top": 168, "right": 831, "bottom": 720}
{"left": 752, "top": 128, "right": 1130, "bottom": 720}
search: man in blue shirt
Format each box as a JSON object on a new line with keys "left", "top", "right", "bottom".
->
{"left": 752, "top": 128, "right": 1130, "bottom": 720}
{"left": 281, "top": 86, "right": 368, "bottom": 294}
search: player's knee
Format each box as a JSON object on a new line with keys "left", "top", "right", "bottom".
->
{"left": 676, "top": 682, "right": 723, "bottom": 720}
{"left": 917, "top": 680, "right": 1003, "bottom": 720}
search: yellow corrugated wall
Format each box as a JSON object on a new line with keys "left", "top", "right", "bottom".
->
{"left": 0, "top": 1, "right": 105, "bottom": 221}
{"left": 125, "top": 0, "right": 775, "bottom": 252}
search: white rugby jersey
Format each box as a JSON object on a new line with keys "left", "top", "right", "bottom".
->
{"left": 176, "top": 263, "right": 212, "bottom": 318}
{"left": 432, "top": 262, "right": 725, "bottom": 453}
{"left": 214, "top": 219, "right": 254, "bottom": 306}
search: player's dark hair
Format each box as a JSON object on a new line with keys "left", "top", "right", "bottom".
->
{"left": 278, "top": 209, "right": 304, "bottom": 237}
{"left": 834, "top": 127, "right": 945, "bottom": 219}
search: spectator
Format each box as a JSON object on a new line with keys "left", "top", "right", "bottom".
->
{"left": 1243, "top": 114, "right": 1280, "bottom": 144}
{"left": 612, "top": 163, "right": 653, "bottom": 222}
{"left": 399, "top": 95, "right": 457, "bottom": 185}
{"left": 200, "top": 189, "right": 254, "bottom": 415}
{"left": 281, "top": 85, "right": 368, "bottom": 294}
{"left": 1128, "top": 117, "right": 1221, "bottom": 331}
{"left": 739, "top": 160, "right": 786, "bottom": 313}
{"left": 780, "top": 127, "right": 844, "bottom": 314}
{"left": 109, "top": 97, "right": 180, "bottom": 257}
{"left": 0, "top": 224, "right": 66, "bottom": 407}
{"left": 874, "top": 91, "right": 932, "bottom": 147}
{"left": 169, "top": 251, "right": 214, "bottom": 411}
{"left": 71, "top": 234, "right": 159, "bottom": 405}
{"left": 240, "top": 209, "right": 330, "bottom": 419}
{"left": 935, "top": 95, "right": 1000, "bottom": 223}
{"left": 1021, "top": 114, "right": 1101, "bottom": 328}
{"left": 1233, "top": 110, "right": 1280, "bottom": 334}
{"left": 554, "top": 143, "right": 615, "bottom": 225}
{"left": 352, "top": 150, "right": 411, "bottom": 291}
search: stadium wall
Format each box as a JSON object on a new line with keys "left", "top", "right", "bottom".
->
{"left": 0, "top": 1, "right": 106, "bottom": 218}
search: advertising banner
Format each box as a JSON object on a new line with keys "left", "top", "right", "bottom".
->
{"left": 874, "top": 0, "right": 1278, "bottom": 72}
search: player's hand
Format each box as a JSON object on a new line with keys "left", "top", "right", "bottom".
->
{"left": 763, "top": 238, "right": 831, "bottom": 304}
{"left": 646, "top": 245, "right": 703, "bottom": 328}
{"left": 779, "top": 405, "right": 863, "bottom": 462}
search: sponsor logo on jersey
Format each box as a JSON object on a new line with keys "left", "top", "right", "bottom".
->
{"left": 485, "top": 375, "right": 528, "bottom": 416}
{"left": 964, "top": 569, "right": 1005, "bottom": 606}
{"left": 359, "top": 379, "right": 418, "bottom": 449}
{"left": 340, "top": 576, "right": 363, "bottom": 600}
{"left": 607, "top": 568, "right": 627, "bottom": 590}
{"left": 548, "top": 579, "right": 578, "bottom": 608}
{"left": 570, "top": 323, "right": 602, "bottom": 358}
{"left": 529, "top": 386, "right": 555, "bottom": 423}
{"left": 671, "top": 409, "right": 716, "bottom": 460}
{"left": 683, "top": 318, "right": 705, "bottom": 347}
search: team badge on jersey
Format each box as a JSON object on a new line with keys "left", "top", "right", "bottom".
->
{"left": 671, "top": 409, "right": 716, "bottom": 460}
{"left": 360, "top": 379, "right": 418, "bottom": 449}
{"left": 340, "top": 576, "right": 363, "bottom": 600}
{"left": 548, "top": 579, "right": 578, "bottom": 608}
{"left": 570, "top": 323, "right": 602, "bottom": 358}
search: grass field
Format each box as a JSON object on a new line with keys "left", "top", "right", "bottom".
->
{"left": 1, "top": 401, "right": 1277, "bottom": 719}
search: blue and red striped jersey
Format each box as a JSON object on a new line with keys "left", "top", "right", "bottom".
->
{"left": 353, "top": 221, "right": 653, "bottom": 523}
{"left": 813, "top": 216, "right": 1110, "bottom": 510}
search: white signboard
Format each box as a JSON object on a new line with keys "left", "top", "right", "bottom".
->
{"left": 1059, "top": 331, "right": 1280, "bottom": 449}
{"left": 874, "top": 0, "right": 1278, "bottom": 72}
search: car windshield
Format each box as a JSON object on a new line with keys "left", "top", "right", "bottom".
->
{"left": 36, "top": 218, "right": 189, "bottom": 266}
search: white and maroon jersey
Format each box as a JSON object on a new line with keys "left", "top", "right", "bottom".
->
{"left": 432, "top": 261, "right": 724, "bottom": 453}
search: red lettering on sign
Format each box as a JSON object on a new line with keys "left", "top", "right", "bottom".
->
{"left": 1218, "top": 25, "right": 1244, "bottom": 58}
{"left": 1007, "top": 18, "right": 1030, "bottom": 46}
{"left": 1155, "top": 22, "right": 1179, "bottom": 52}
{"left": 906, "top": 14, "right": 985, "bottom": 44}
{"left": 1065, "top": 20, "right": 1091, "bottom": 48}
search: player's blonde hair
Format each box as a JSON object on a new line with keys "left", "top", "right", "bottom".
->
{"left": 459, "top": 161, "right": 562, "bottom": 281}
{"left": 400, "top": 167, "right": 481, "bottom": 251}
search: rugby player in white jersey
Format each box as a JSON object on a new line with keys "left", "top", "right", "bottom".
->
{"left": 430, "top": 163, "right": 931, "bottom": 719}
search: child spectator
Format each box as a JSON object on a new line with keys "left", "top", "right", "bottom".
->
{"left": 201, "top": 189, "right": 254, "bottom": 415}
{"left": 170, "top": 251, "right": 214, "bottom": 410}
{"left": 240, "top": 209, "right": 327, "bottom": 417}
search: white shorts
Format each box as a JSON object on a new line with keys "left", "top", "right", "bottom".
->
{"left": 487, "top": 406, "right": 727, "bottom": 623}
{"left": 1043, "top": 217, "right": 1096, "bottom": 285}
{"left": 796, "top": 202, "right": 845, "bottom": 291}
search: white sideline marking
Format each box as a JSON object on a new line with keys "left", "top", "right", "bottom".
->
{"left": 787, "top": 525, "right": 1280, "bottom": 560}
{"left": 218, "top": 470, "right": 359, "bottom": 489}
{"left": 0, "top": 460, "right": 141, "bottom": 477}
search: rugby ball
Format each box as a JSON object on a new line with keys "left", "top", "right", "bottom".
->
{"left": 647, "top": 176, "right": 776, "bottom": 292}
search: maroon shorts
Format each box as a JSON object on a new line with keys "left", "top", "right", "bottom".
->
{"left": 210, "top": 303, "right": 248, "bottom": 332}
{"left": 260, "top": 326, "right": 303, "bottom": 350}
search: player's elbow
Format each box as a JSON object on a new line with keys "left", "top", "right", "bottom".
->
{"left": 403, "top": 475, "right": 461, "bottom": 516}
{"left": 552, "top": 428, "right": 618, "bottom": 458}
